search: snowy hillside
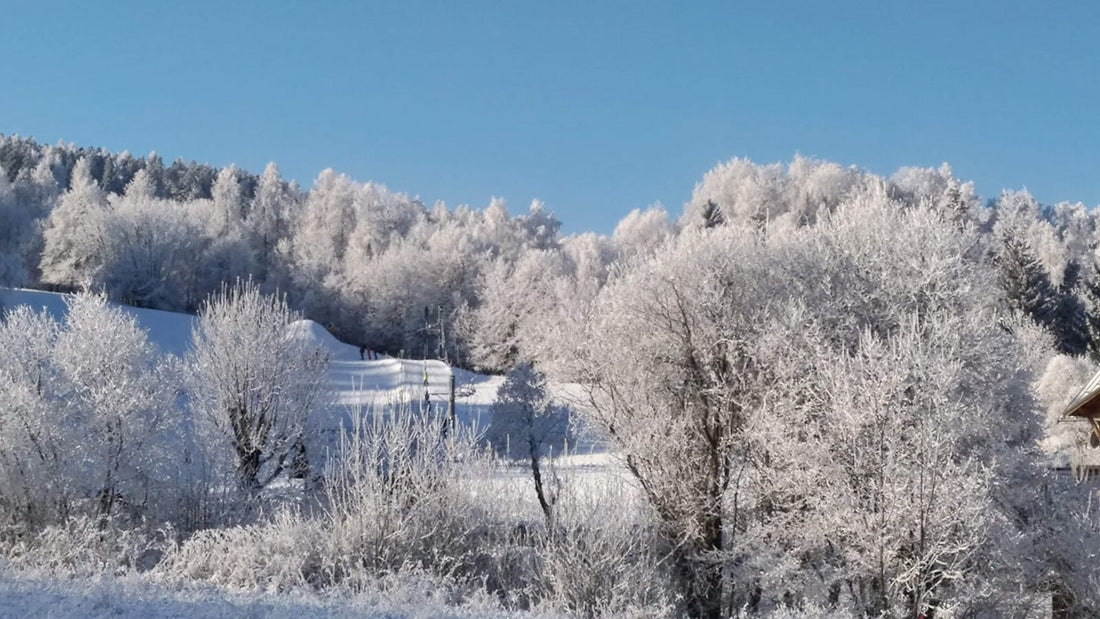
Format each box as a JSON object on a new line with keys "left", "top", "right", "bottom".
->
{"left": 285, "top": 317, "right": 503, "bottom": 427}
{"left": 0, "top": 287, "right": 589, "bottom": 445}
{"left": 1, "top": 288, "right": 197, "bottom": 358}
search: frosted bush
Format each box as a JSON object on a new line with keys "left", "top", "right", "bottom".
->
{"left": 157, "top": 509, "right": 328, "bottom": 591}
{"left": 0, "top": 294, "right": 181, "bottom": 529}
{"left": 321, "top": 399, "right": 497, "bottom": 585}
{"left": 5, "top": 515, "right": 174, "bottom": 578}
{"left": 533, "top": 474, "right": 675, "bottom": 617}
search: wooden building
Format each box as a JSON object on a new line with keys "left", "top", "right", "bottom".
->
{"left": 1061, "top": 370, "right": 1100, "bottom": 448}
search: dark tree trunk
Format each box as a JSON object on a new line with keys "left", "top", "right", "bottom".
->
{"left": 529, "top": 435, "right": 552, "bottom": 523}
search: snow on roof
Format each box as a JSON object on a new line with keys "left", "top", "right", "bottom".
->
{"left": 1063, "top": 368, "right": 1100, "bottom": 419}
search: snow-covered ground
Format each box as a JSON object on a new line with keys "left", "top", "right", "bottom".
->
{"left": 0, "top": 286, "right": 606, "bottom": 455}
{"left": 0, "top": 288, "right": 197, "bottom": 357}
{"left": 0, "top": 565, "right": 529, "bottom": 618}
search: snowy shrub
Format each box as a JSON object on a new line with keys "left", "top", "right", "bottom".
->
{"left": 321, "top": 399, "right": 497, "bottom": 586}
{"left": 533, "top": 475, "right": 675, "bottom": 617}
{"left": 735, "top": 601, "right": 857, "bottom": 619}
{"left": 157, "top": 509, "right": 329, "bottom": 591}
{"left": 0, "top": 294, "right": 181, "bottom": 529}
{"left": 159, "top": 399, "right": 520, "bottom": 607}
{"left": 5, "top": 515, "right": 174, "bottom": 578}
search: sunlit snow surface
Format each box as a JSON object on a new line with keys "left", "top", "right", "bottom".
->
{"left": 1, "top": 288, "right": 197, "bottom": 357}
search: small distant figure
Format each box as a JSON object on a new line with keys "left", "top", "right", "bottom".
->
{"left": 359, "top": 345, "right": 366, "bottom": 360}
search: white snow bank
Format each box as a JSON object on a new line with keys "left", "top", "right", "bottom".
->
{"left": 285, "top": 319, "right": 360, "bottom": 362}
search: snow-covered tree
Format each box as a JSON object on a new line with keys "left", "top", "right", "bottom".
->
{"left": 293, "top": 168, "right": 357, "bottom": 286}
{"left": 345, "top": 181, "right": 422, "bottom": 263}
{"left": 459, "top": 249, "right": 570, "bottom": 372}
{"left": 1079, "top": 257, "right": 1100, "bottom": 362}
{"left": 485, "top": 362, "right": 571, "bottom": 522}
{"left": 210, "top": 164, "right": 245, "bottom": 238}
{"left": 684, "top": 157, "right": 787, "bottom": 228}
{"left": 246, "top": 162, "right": 293, "bottom": 283}
{"left": 996, "top": 233, "right": 1057, "bottom": 330}
{"left": 16, "top": 149, "right": 60, "bottom": 216}
{"left": 39, "top": 157, "right": 110, "bottom": 289}
{"left": 97, "top": 178, "right": 205, "bottom": 310}
{"left": 0, "top": 305, "right": 65, "bottom": 524}
{"left": 0, "top": 294, "right": 178, "bottom": 526}
{"left": 124, "top": 166, "right": 156, "bottom": 202}
{"left": 612, "top": 206, "right": 671, "bottom": 261}
{"left": 561, "top": 232, "right": 615, "bottom": 302}
{"left": 516, "top": 199, "right": 562, "bottom": 251}
{"left": 187, "top": 281, "right": 329, "bottom": 493}
{"left": 571, "top": 188, "right": 1068, "bottom": 617}
{"left": 50, "top": 294, "right": 179, "bottom": 516}
{"left": 193, "top": 166, "right": 257, "bottom": 307}
{"left": 0, "top": 166, "right": 31, "bottom": 286}
{"left": 1051, "top": 259, "right": 1089, "bottom": 355}
{"left": 891, "top": 163, "right": 980, "bottom": 226}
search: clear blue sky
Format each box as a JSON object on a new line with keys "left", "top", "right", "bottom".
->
{"left": 2, "top": 1, "right": 1097, "bottom": 234}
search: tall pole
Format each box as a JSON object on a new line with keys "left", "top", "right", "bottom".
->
{"left": 438, "top": 305, "right": 447, "bottom": 363}
{"left": 449, "top": 372, "right": 456, "bottom": 430}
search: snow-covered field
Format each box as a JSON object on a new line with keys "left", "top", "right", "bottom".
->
{"left": 0, "top": 287, "right": 624, "bottom": 616}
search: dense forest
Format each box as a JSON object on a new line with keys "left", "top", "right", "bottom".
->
{"left": 2, "top": 133, "right": 1100, "bottom": 616}
{"left": 3, "top": 135, "right": 1099, "bottom": 370}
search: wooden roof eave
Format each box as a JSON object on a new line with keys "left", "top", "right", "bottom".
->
{"left": 1065, "top": 391, "right": 1100, "bottom": 420}
{"left": 1062, "top": 372, "right": 1100, "bottom": 421}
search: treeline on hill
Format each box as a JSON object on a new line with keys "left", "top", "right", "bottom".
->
{"left": 3, "top": 134, "right": 1100, "bottom": 616}
{"left": 2, "top": 135, "right": 1100, "bottom": 371}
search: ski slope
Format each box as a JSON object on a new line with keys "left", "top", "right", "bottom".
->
{"left": 284, "top": 318, "right": 505, "bottom": 443}
{"left": 0, "top": 287, "right": 566, "bottom": 443}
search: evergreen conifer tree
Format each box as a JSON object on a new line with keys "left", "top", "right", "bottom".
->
{"left": 995, "top": 233, "right": 1057, "bottom": 328}
{"left": 1079, "top": 258, "right": 1100, "bottom": 362}
{"left": 1052, "top": 260, "right": 1089, "bottom": 355}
